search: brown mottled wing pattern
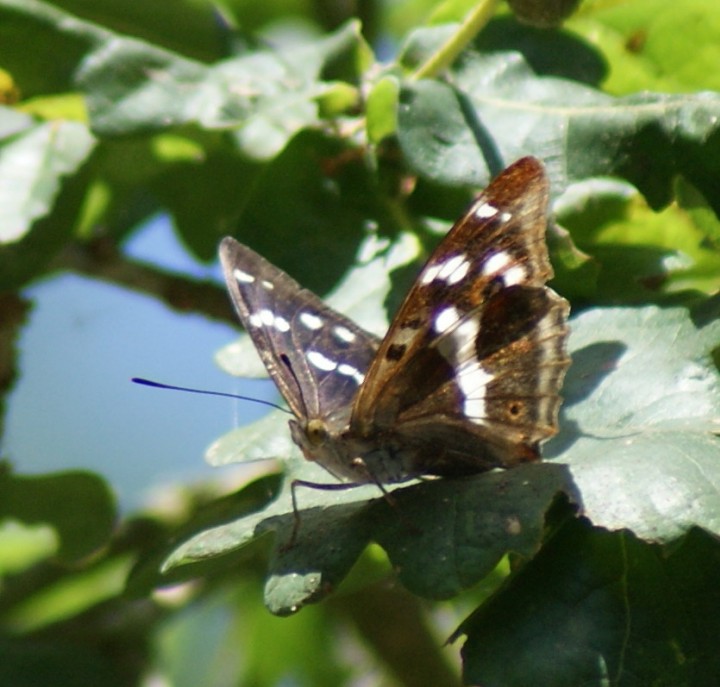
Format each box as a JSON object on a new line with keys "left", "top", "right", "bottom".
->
{"left": 350, "top": 157, "right": 570, "bottom": 474}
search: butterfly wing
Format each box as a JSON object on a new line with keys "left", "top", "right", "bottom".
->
{"left": 350, "top": 157, "right": 570, "bottom": 473}
{"left": 219, "top": 238, "right": 380, "bottom": 429}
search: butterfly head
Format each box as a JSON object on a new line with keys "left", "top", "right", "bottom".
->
{"left": 304, "top": 418, "right": 330, "bottom": 447}
{"left": 289, "top": 416, "right": 360, "bottom": 481}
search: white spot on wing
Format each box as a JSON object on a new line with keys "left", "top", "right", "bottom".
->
{"left": 481, "top": 250, "right": 527, "bottom": 285}
{"left": 482, "top": 251, "right": 511, "bottom": 276}
{"left": 299, "top": 312, "right": 323, "bottom": 330}
{"left": 440, "top": 254, "right": 470, "bottom": 284}
{"left": 437, "top": 254, "right": 466, "bottom": 280}
{"left": 261, "top": 280, "right": 274, "bottom": 291}
{"left": 233, "top": 268, "right": 255, "bottom": 284}
{"left": 273, "top": 315, "right": 290, "bottom": 332}
{"left": 333, "top": 326, "right": 356, "bottom": 343}
{"left": 453, "top": 319, "right": 479, "bottom": 350}
{"left": 434, "top": 306, "right": 460, "bottom": 333}
{"left": 307, "top": 350, "right": 337, "bottom": 372}
{"left": 457, "top": 360, "right": 493, "bottom": 420}
{"left": 436, "top": 313, "right": 490, "bottom": 424}
{"left": 392, "top": 325, "right": 420, "bottom": 348}
{"left": 474, "top": 202, "right": 498, "bottom": 219}
{"left": 422, "top": 253, "right": 470, "bottom": 285}
{"left": 421, "top": 263, "right": 442, "bottom": 284}
{"left": 502, "top": 264, "right": 527, "bottom": 286}
{"left": 248, "top": 308, "right": 290, "bottom": 332}
{"left": 338, "top": 363, "right": 365, "bottom": 384}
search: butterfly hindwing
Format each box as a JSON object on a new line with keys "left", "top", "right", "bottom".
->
{"left": 219, "top": 239, "right": 379, "bottom": 430}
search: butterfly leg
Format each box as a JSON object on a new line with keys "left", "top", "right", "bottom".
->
{"left": 283, "top": 474, "right": 419, "bottom": 550}
{"left": 284, "top": 478, "right": 369, "bottom": 549}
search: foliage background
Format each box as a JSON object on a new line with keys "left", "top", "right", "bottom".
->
{"left": 1, "top": 0, "right": 720, "bottom": 686}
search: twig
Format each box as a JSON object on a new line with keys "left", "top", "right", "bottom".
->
{"left": 412, "top": 0, "right": 500, "bottom": 80}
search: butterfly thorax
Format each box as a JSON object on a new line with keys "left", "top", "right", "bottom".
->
{"left": 288, "top": 417, "right": 414, "bottom": 484}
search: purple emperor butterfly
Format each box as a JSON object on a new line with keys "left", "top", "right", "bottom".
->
{"left": 219, "top": 157, "right": 570, "bottom": 493}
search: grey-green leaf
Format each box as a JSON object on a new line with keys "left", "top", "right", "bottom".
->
{"left": 398, "top": 42, "right": 720, "bottom": 214}
{"left": 556, "top": 302, "right": 720, "bottom": 543}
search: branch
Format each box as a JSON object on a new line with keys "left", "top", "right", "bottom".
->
{"left": 48, "top": 238, "right": 236, "bottom": 326}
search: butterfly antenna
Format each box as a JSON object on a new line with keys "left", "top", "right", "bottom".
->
{"left": 131, "top": 377, "right": 291, "bottom": 414}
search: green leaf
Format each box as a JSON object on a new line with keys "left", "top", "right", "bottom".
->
{"left": 148, "top": 137, "right": 262, "bottom": 259}
{"left": 0, "top": 0, "right": 228, "bottom": 98}
{"left": 0, "top": 106, "right": 96, "bottom": 287}
{"left": 471, "top": 16, "right": 608, "bottom": 86}
{"left": 163, "top": 461, "right": 575, "bottom": 615}
{"left": 0, "top": 637, "right": 126, "bottom": 687}
{"left": 557, "top": 178, "right": 720, "bottom": 300}
{"left": 0, "top": 0, "right": 107, "bottom": 96}
{"left": 223, "top": 128, "right": 402, "bottom": 295}
{"left": 76, "top": 19, "right": 368, "bottom": 159}
{"left": 506, "top": 0, "right": 582, "bottom": 28}
{"left": 0, "top": 2, "right": 369, "bottom": 162}
{"left": 366, "top": 75, "right": 400, "bottom": 143}
{"left": 457, "top": 521, "right": 720, "bottom": 686}
{"left": 125, "top": 473, "right": 282, "bottom": 597}
{"left": 205, "top": 412, "right": 292, "bottom": 468}
{"left": 0, "top": 110, "right": 95, "bottom": 244}
{"left": 575, "top": 0, "right": 720, "bottom": 94}
{"left": 0, "top": 466, "right": 116, "bottom": 563}
{"left": 674, "top": 176, "right": 720, "bottom": 250}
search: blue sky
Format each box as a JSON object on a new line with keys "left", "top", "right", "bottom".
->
{"left": 3, "top": 217, "right": 278, "bottom": 513}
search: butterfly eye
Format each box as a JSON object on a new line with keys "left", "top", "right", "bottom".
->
{"left": 306, "top": 419, "right": 329, "bottom": 446}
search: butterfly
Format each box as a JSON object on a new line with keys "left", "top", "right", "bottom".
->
{"left": 219, "top": 156, "right": 570, "bottom": 497}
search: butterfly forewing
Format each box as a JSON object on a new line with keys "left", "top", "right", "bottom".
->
{"left": 350, "top": 157, "right": 569, "bottom": 471}
{"left": 219, "top": 238, "right": 379, "bottom": 429}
